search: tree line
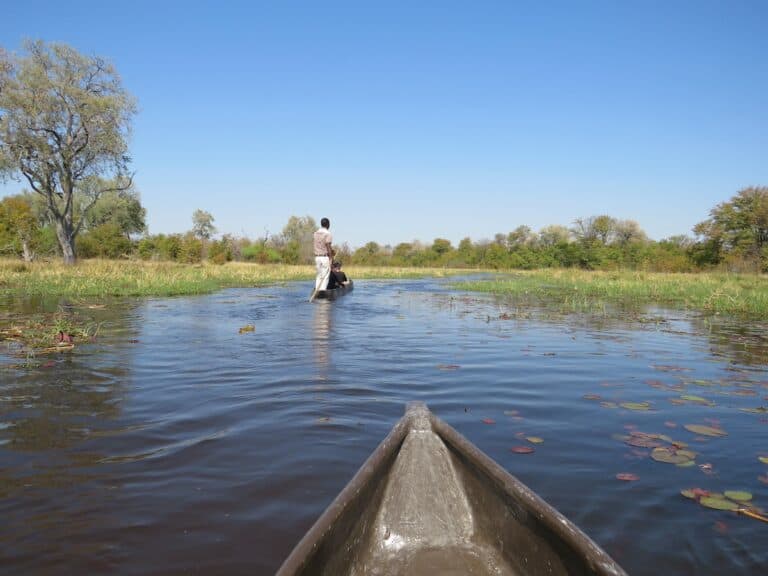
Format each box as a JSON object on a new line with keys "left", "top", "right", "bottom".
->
{"left": 2, "top": 41, "right": 767, "bottom": 272}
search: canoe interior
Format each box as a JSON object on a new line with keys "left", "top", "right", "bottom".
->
{"left": 277, "top": 403, "right": 626, "bottom": 576}
{"left": 315, "top": 279, "right": 354, "bottom": 300}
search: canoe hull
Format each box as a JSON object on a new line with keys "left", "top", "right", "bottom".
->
{"left": 277, "top": 403, "right": 626, "bottom": 576}
{"left": 315, "top": 280, "right": 354, "bottom": 301}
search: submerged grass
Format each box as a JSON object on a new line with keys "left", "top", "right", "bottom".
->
{"left": 0, "top": 259, "right": 467, "bottom": 299}
{"left": 456, "top": 269, "right": 768, "bottom": 318}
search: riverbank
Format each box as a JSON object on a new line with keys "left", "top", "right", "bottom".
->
{"left": 0, "top": 259, "right": 465, "bottom": 299}
{"left": 456, "top": 269, "right": 768, "bottom": 318}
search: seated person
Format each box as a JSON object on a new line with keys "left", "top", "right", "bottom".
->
{"left": 326, "top": 261, "right": 350, "bottom": 290}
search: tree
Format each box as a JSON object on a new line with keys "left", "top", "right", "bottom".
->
{"left": 694, "top": 187, "right": 768, "bottom": 269}
{"left": 84, "top": 187, "right": 146, "bottom": 237}
{"left": 0, "top": 40, "right": 137, "bottom": 264}
{"left": 0, "top": 194, "right": 39, "bottom": 260}
{"left": 191, "top": 209, "right": 216, "bottom": 240}
{"left": 538, "top": 225, "right": 571, "bottom": 247}
{"left": 278, "top": 215, "right": 316, "bottom": 264}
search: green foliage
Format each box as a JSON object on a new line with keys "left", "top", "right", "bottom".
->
{"left": 278, "top": 215, "right": 317, "bottom": 264}
{"left": 0, "top": 194, "right": 39, "bottom": 259}
{"left": 695, "top": 187, "right": 768, "bottom": 270}
{"left": 85, "top": 189, "right": 146, "bottom": 236}
{"left": 76, "top": 223, "right": 133, "bottom": 259}
{"left": 208, "top": 237, "right": 233, "bottom": 265}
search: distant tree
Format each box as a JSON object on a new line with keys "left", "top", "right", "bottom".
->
{"left": 0, "top": 194, "right": 39, "bottom": 260}
{"left": 538, "top": 225, "right": 571, "bottom": 247}
{"left": 431, "top": 238, "right": 453, "bottom": 256}
{"left": 694, "top": 187, "right": 768, "bottom": 269}
{"left": 278, "top": 215, "right": 316, "bottom": 263}
{"left": 613, "top": 219, "right": 647, "bottom": 245}
{"left": 191, "top": 209, "right": 216, "bottom": 240}
{"left": 85, "top": 188, "right": 146, "bottom": 238}
{"left": 0, "top": 40, "right": 136, "bottom": 264}
{"left": 573, "top": 215, "right": 616, "bottom": 245}
{"left": 507, "top": 225, "right": 534, "bottom": 247}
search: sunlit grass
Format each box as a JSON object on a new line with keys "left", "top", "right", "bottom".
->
{"left": 0, "top": 259, "right": 470, "bottom": 298}
{"left": 456, "top": 269, "right": 768, "bottom": 318}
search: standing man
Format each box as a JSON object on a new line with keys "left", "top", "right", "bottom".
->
{"left": 313, "top": 218, "right": 334, "bottom": 292}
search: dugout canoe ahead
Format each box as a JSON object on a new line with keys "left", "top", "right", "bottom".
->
{"left": 276, "top": 402, "right": 627, "bottom": 576}
{"left": 314, "top": 280, "right": 354, "bottom": 301}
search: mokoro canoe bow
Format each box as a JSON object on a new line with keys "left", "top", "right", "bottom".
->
{"left": 277, "top": 402, "right": 627, "bottom": 576}
{"left": 314, "top": 280, "right": 354, "bottom": 301}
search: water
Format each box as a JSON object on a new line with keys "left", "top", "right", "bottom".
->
{"left": 1, "top": 278, "right": 767, "bottom": 575}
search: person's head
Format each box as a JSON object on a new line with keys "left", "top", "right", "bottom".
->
{"left": 333, "top": 260, "right": 342, "bottom": 269}
{"left": 321, "top": 217, "right": 330, "bottom": 229}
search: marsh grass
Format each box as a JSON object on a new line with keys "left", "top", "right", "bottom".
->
{"left": 0, "top": 259, "right": 467, "bottom": 299}
{"left": 456, "top": 269, "right": 768, "bottom": 318}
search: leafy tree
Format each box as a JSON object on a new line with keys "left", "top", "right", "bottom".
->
{"left": 84, "top": 188, "right": 146, "bottom": 237}
{"left": 431, "top": 238, "right": 453, "bottom": 256}
{"left": 278, "top": 215, "right": 316, "bottom": 264}
{"left": 0, "top": 194, "right": 39, "bottom": 260}
{"left": 694, "top": 187, "right": 768, "bottom": 270}
{"left": 191, "top": 209, "right": 216, "bottom": 240}
{"left": 76, "top": 222, "right": 132, "bottom": 258}
{"left": 507, "top": 225, "right": 534, "bottom": 247}
{"left": 538, "top": 225, "right": 571, "bottom": 247}
{"left": 0, "top": 40, "right": 136, "bottom": 264}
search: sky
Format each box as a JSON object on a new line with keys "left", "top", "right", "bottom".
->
{"left": 2, "top": 1, "right": 767, "bottom": 249}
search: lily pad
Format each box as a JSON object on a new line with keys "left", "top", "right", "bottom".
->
{"left": 684, "top": 424, "right": 727, "bottom": 437}
{"left": 510, "top": 446, "right": 534, "bottom": 454}
{"left": 700, "top": 496, "right": 740, "bottom": 512}
{"left": 759, "top": 456, "right": 768, "bottom": 465}
{"left": 724, "top": 491, "right": 752, "bottom": 502}
{"left": 651, "top": 447, "right": 696, "bottom": 465}
{"left": 740, "top": 407, "right": 768, "bottom": 414}
{"left": 526, "top": 436, "right": 544, "bottom": 444}
{"left": 679, "top": 395, "right": 715, "bottom": 406}
{"left": 616, "top": 473, "right": 639, "bottom": 481}
{"left": 620, "top": 402, "right": 651, "bottom": 411}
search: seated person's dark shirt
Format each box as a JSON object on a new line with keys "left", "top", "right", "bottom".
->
{"left": 326, "top": 270, "right": 348, "bottom": 290}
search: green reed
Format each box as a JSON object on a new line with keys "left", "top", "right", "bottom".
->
{"left": 0, "top": 259, "right": 467, "bottom": 299}
{"left": 456, "top": 269, "right": 768, "bottom": 318}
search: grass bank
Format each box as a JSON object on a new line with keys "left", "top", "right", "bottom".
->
{"left": 0, "top": 259, "right": 466, "bottom": 299}
{"left": 456, "top": 269, "right": 768, "bottom": 318}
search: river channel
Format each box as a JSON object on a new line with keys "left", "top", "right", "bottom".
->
{"left": 1, "top": 277, "right": 767, "bottom": 575}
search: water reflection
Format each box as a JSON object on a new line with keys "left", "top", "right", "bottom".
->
{"left": 312, "top": 301, "right": 332, "bottom": 379}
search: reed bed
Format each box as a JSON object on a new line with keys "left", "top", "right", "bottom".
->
{"left": 456, "top": 269, "right": 768, "bottom": 318}
{"left": 0, "top": 259, "right": 467, "bottom": 299}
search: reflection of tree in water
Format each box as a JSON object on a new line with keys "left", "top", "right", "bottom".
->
{"left": 692, "top": 316, "right": 768, "bottom": 367}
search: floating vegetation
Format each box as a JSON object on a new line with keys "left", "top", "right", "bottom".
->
{"left": 436, "top": 364, "right": 461, "bottom": 371}
{"left": 684, "top": 424, "right": 728, "bottom": 438}
{"left": 616, "top": 473, "right": 639, "bottom": 481}
{"left": 620, "top": 401, "right": 652, "bottom": 411}
{"left": 682, "top": 488, "right": 768, "bottom": 522}
{"left": 238, "top": 324, "right": 255, "bottom": 333}
{"left": 0, "top": 308, "right": 99, "bottom": 360}
{"left": 510, "top": 446, "right": 534, "bottom": 454}
{"left": 677, "top": 395, "right": 716, "bottom": 407}
{"left": 651, "top": 447, "right": 697, "bottom": 466}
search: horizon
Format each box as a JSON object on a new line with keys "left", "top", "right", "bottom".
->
{"left": 2, "top": 1, "right": 767, "bottom": 249}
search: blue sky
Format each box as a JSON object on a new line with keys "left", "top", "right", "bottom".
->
{"left": 2, "top": 1, "right": 767, "bottom": 248}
